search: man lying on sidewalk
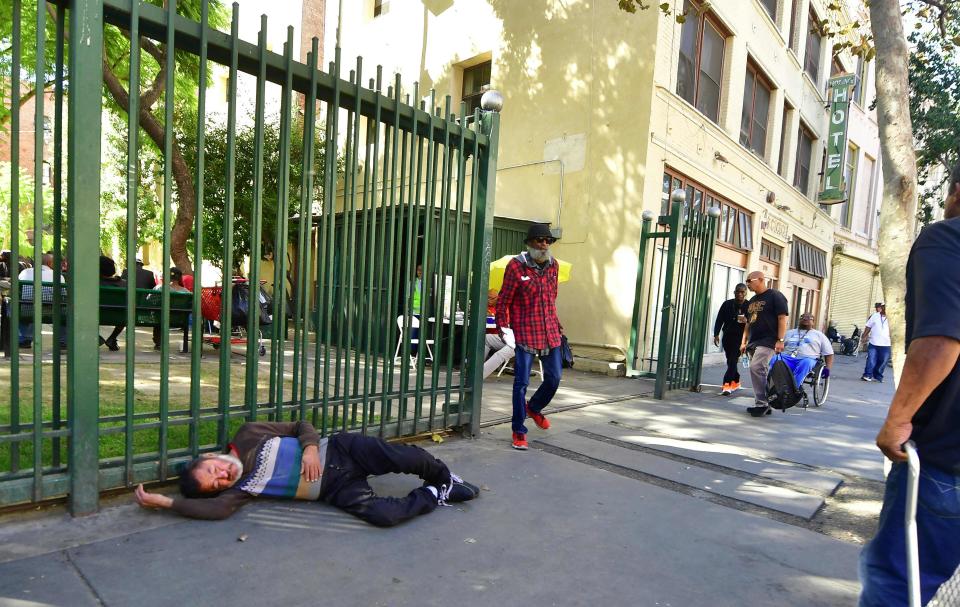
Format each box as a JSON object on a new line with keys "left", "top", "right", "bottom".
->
{"left": 134, "top": 421, "right": 479, "bottom": 527}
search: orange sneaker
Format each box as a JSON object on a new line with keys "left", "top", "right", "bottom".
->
{"left": 730, "top": 381, "right": 741, "bottom": 392}
{"left": 512, "top": 432, "right": 528, "bottom": 450}
{"left": 526, "top": 405, "right": 551, "bottom": 430}
{"left": 721, "top": 382, "right": 732, "bottom": 396}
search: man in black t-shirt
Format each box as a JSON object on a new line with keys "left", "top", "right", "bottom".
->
{"left": 713, "top": 283, "right": 749, "bottom": 395}
{"left": 739, "top": 271, "right": 788, "bottom": 416}
{"left": 859, "top": 164, "right": 960, "bottom": 607}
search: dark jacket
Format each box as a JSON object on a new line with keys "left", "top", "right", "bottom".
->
{"left": 713, "top": 298, "right": 748, "bottom": 344}
{"left": 171, "top": 421, "right": 321, "bottom": 520}
{"left": 121, "top": 266, "right": 156, "bottom": 289}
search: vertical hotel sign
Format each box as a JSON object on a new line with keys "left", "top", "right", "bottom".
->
{"left": 819, "top": 74, "right": 858, "bottom": 204}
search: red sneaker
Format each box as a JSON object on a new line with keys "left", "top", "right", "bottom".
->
{"left": 526, "top": 405, "right": 551, "bottom": 430}
{"left": 512, "top": 432, "right": 528, "bottom": 450}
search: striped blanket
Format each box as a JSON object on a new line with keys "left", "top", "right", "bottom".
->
{"left": 237, "top": 437, "right": 322, "bottom": 500}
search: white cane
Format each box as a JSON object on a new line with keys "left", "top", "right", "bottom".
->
{"left": 904, "top": 440, "right": 921, "bottom": 607}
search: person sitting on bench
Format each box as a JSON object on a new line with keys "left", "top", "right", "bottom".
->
{"left": 99, "top": 255, "right": 126, "bottom": 351}
{"left": 134, "top": 421, "right": 479, "bottom": 527}
{"left": 773, "top": 313, "right": 834, "bottom": 390}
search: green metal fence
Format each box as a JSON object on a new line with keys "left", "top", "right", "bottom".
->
{"left": 626, "top": 192, "right": 719, "bottom": 398}
{"left": 1, "top": 0, "right": 500, "bottom": 514}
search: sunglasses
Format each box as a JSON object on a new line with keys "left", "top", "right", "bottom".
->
{"left": 531, "top": 237, "right": 555, "bottom": 244}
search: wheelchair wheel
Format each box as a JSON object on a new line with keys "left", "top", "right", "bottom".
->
{"left": 812, "top": 364, "right": 830, "bottom": 407}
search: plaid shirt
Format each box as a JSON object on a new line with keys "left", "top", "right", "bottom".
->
{"left": 495, "top": 252, "right": 563, "bottom": 354}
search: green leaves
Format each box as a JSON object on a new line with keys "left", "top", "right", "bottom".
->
{"left": 908, "top": 30, "right": 960, "bottom": 224}
{"left": 179, "top": 113, "right": 335, "bottom": 271}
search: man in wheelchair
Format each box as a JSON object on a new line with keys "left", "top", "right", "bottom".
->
{"left": 773, "top": 313, "right": 834, "bottom": 404}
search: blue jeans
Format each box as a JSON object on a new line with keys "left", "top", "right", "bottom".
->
{"left": 859, "top": 461, "right": 960, "bottom": 606}
{"left": 863, "top": 345, "right": 892, "bottom": 381}
{"left": 16, "top": 320, "right": 66, "bottom": 347}
{"left": 512, "top": 346, "right": 562, "bottom": 434}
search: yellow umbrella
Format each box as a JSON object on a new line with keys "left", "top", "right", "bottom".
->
{"left": 488, "top": 254, "right": 572, "bottom": 291}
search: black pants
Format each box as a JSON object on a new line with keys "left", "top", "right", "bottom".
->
{"left": 722, "top": 337, "right": 741, "bottom": 385}
{"left": 319, "top": 432, "right": 449, "bottom": 527}
{"left": 106, "top": 324, "right": 125, "bottom": 342}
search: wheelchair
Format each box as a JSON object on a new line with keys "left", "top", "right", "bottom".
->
{"left": 800, "top": 357, "right": 830, "bottom": 408}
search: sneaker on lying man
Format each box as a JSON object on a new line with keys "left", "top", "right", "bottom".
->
{"left": 426, "top": 473, "right": 480, "bottom": 505}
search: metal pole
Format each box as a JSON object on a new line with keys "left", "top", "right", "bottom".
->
{"left": 465, "top": 91, "right": 502, "bottom": 436}
{"left": 67, "top": 0, "right": 104, "bottom": 515}
{"left": 627, "top": 211, "right": 655, "bottom": 376}
{"left": 654, "top": 190, "right": 686, "bottom": 399}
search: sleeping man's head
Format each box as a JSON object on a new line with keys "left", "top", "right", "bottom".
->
{"left": 179, "top": 453, "right": 244, "bottom": 498}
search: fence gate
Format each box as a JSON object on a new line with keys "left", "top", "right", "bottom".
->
{"left": 626, "top": 192, "right": 719, "bottom": 398}
{"left": 1, "top": 0, "right": 500, "bottom": 514}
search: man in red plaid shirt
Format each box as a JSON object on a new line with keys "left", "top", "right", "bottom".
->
{"left": 495, "top": 223, "right": 564, "bottom": 450}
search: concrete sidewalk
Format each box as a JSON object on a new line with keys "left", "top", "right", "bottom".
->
{"left": 0, "top": 355, "right": 891, "bottom": 606}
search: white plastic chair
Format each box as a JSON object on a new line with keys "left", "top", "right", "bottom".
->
{"left": 394, "top": 315, "right": 434, "bottom": 364}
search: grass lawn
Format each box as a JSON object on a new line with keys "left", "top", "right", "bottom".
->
{"left": 0, "top": 335, "right": 464, "bottom": 476}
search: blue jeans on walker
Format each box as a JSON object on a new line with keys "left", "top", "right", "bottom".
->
{"left": 859, "top": 461, "right": 960, "bottom": 606}
{"left": 863, "top": 345, "right": 891, "bottom": 381}
{"left": 512, "top": 346, "right": 562, "bottom": 434}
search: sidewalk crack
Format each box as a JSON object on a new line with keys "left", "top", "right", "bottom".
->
{"left": 65, "top": 549, "right": 107, "bottom": 607}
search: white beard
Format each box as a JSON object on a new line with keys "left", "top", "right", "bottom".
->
{"left": 215, "top": 453, "right": 243, "bottom": 480}
{"left": 527, "top": 246, "right": 552, "bottom": 265}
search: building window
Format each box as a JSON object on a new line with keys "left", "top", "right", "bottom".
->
{"left": 831, "top": 57, "right": 844, "bottom": 78}
{"left": 760, "top": 239, "right": 783, "bottom": 263}
{"left": 788, "top": 0, "right": 801, "bottom": 52}
{"left": 759, "top": 0, "right": 778, "bottom": 22}
{"left": 740, "top": 61, "right": 772, "bottom": 158}
{"left": 374, "top": 0, "right": 387, "bottom": 17}
{"left": 794, "top": 122, "right": 814, "bottom": 196}
{"left": 854, "top": 54, "right": 868, "bottom": 105}
{"left": 461, "top": 60, "right": 491, "bottom": 116}
{"left": 42, "top": 116, "right": 53, "bottom": 143}
{"left": 661, "top": 169, "right": 707, "bottom": 216}
{"left": 717, "top": 201, "right": 754, "bottom": 251}
{"left": 838, "top": 143, "right": 858, "bottom": 228}
{"left": 778, "top": 102, "right": 793, "bottom": 177}
{"left": 676, "top": 0, "right": 726, "bottom": 123}
{"left": 862, "top": 154, "right": 877, "bottom": 234}
{"left": 661, "top": 168, "right": 752, "bottom": 252}
{"left": 804, "top": 9, "right": 823, "bottom": 84}
{"left": 790, "top": 238, "right": 827, "bottom": 278}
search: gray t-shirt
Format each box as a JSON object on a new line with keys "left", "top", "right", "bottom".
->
{"left": 783, "top": 328, "right": 832, "bottom": 359}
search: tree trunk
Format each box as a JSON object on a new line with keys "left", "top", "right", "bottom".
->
{"left": 101, "top": 62, "right": 196, "bottom": 273}
{"left": 869, "top": 0, "right": 918, "bottom": 384}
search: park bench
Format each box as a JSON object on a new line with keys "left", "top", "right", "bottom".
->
{"left": 1, "top": 281, "right": 193, "bottom": 356}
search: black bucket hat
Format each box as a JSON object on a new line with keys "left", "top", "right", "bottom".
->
{"left": 525, "top": 223, "right": 556, "bottom": 244}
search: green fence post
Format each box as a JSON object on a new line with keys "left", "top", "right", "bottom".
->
{"left": 465, "top": 94, "right": 501, "bottom": 436}
{"left": 67, "top": 0, "right": 104, "bottom": 516}
{"left": 654, "top": 192, "right": 685, "bottom": 400}
{"left": 627, "top": 210, "right": 655, "bottom": 377}
{"left": 689, "top": 208, "right": 720, "bottom": 389}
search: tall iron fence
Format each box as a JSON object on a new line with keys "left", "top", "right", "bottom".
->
{"left": 626, "top": 193, "right": 719, "bottom": 398}
{"left": 1, "top": 0, "right": 499, "bottom": 514}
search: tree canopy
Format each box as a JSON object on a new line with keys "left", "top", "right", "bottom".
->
{"left": 909, "top": 26, "right": 960, "bottom": 223}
